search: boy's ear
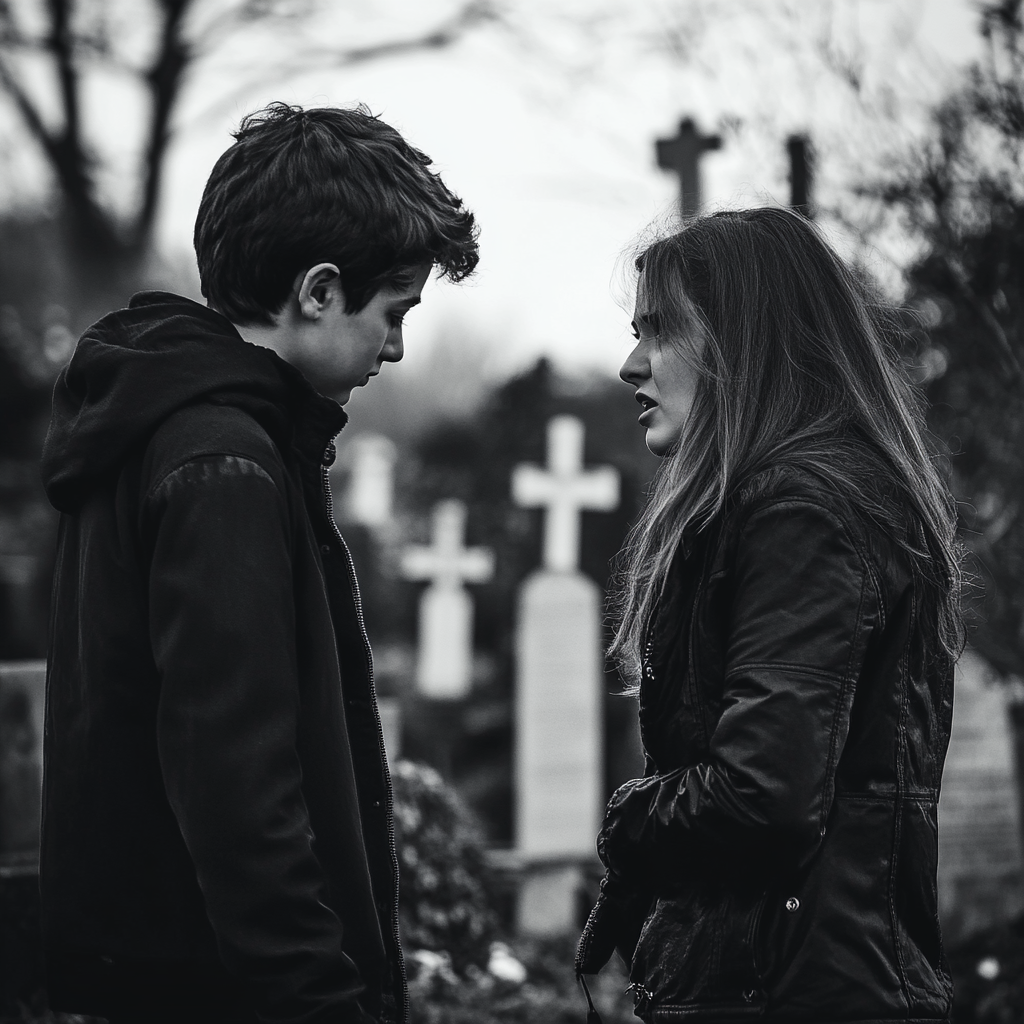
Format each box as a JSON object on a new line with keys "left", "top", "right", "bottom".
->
{"left": 296, "top": 263, "right": 343, "bottom": 320}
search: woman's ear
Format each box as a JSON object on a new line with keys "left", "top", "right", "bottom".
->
{"left": 296, "top": 263, "right": 343, "bottom": 320}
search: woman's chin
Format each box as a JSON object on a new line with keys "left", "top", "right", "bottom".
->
{"left": 645, "top": 430, "right": 673, "bottom": 458}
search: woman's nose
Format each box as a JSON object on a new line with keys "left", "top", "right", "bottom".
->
{"left": 619, "top": 341, "right": 648, "bottom": 386}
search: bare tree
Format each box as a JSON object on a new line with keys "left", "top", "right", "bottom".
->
{"left": 0, "top": 0, "right": 495, "bottom": 265}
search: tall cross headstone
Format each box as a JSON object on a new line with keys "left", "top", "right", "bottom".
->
{"left": 401, "top": 500, "right": 494, "bottom": 700}
{"left": 512, "top": 416, "right": 619, "bottom": 934}
{"left": 787, "top": 134, "right": 814, "bottom": 219}
{"left": 656, "top": 117, "right": 722, "bottom": 220}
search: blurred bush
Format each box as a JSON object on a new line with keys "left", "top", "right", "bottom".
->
{"left": 947, "top": 912, "right": 1024, "bottom": 1022}
{"left": 393, "top": 759, "right": 500, "bottom": 974}
{"left": 407, "top": 934, "right": 635, "bottom": 1024}
{"left": 394, "top": 759, "right": 636, "bottom": 1023}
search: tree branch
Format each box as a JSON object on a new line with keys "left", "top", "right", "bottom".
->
{"left": 321, "top": 0, "right": 498, "bottom": 65}
{"left": 189, "top": 0, "right": 320, "bottom": 56}
{"left": 190, "top": 0, "right": 499, "bottom": 128}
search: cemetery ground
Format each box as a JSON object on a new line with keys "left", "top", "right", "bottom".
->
{"left": 4, "top": 758, "right": 1024, "bottom": 1023}
{"left": 0, "top": 760, "right": 638, "bottom": 1024}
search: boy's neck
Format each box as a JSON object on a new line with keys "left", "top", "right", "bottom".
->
{"left": 230, "top": 317, "right": 295, "bottom": 363}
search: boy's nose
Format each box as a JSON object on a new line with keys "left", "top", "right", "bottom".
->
{"left": 382, "top": 333, "right": 404, "bottom": 364}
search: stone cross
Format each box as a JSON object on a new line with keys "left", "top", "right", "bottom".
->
{"left": 401, "top": 500, "right": 494, "bottom": 700}
{"left": 511, "top": 416, "right": 619, "bottom": 574}
{"left": 341, "top": 433, "right": 397, "bottom": 529}
{"left": 787, "top": 134, "right": 814, "bottom": 218}
{"left": 512, "top": 417, "right": 620, "bottom": 935}
{"left": 655, "top": 117, "right": 722, "bottom": 220}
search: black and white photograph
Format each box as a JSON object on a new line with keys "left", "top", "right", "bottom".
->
{"left": 0, "top": 2, "right": 1021, "bottom": 1022}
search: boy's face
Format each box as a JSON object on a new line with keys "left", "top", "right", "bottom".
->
{"left": 291, "top": 262, "right": 431, "bottom": 403}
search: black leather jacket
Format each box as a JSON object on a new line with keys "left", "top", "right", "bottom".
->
{"left": 577, "top": 465, "right": 954, "bottom": 1024}
{"left": 40, "top": 293, "right": 405, "bottom": 1024}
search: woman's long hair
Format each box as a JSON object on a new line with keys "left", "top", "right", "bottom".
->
{"left": 610, "top": 207, "right": 964, "bottom": 690}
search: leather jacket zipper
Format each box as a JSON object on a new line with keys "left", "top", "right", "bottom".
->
{"left": 628, "top": 981, "right": 653, "bottom": 1018}
{"left": 322, "top": 445, "right": 408, "bottom": 1024}
{"left": 747, "top": 890, "right": 769, "bottom": 985}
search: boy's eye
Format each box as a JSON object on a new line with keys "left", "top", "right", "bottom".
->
{"left": 389, "top": 313, "right": 406, "bottom": 328}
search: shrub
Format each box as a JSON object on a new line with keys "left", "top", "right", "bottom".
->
{"left": 392, "top": 760, "right": 501, "bottom": 975}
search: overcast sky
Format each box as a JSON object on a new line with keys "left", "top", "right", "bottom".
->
{"left": 4, "top": 0, "right": 989, "bottom": 380}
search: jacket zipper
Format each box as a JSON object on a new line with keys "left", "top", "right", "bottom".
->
{"left": 322, "top": 446, "right": 408, "bottom": 1024}
{"left": 747, "top": 891, "right": 768, "bottom": 984}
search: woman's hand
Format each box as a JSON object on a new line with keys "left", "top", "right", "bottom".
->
{"left": 575, "top": 869, "right": 651, "bottom": 975}
{"left": 596, "top": 774, "right": 671, "bottom": 878}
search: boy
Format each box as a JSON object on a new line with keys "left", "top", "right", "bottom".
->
{"left": 39, "top": 103, "right": 478, "bottom": 1024}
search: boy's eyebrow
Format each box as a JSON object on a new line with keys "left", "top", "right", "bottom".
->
{"left": 393, "top": 295, "right": 421, "bottom": 308}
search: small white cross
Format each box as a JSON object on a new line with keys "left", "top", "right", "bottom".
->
{"left": 401, "top": 500, "right": 494, "bottom": 699}
{"left": 401, "top": 500, "right": 494, "bottom": 590}
{"left": 512, "top": 416, "right": 620, "bottom": 574}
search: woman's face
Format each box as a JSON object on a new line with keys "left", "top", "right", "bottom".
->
{"left": 619, "top": 283, "right": 703, "bottom": 457}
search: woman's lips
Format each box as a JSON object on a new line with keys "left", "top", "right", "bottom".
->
{"left": 637, "top": 394, "right": 658, "bottom": 425}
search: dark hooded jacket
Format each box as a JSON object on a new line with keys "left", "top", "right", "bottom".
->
{"left": 576, "top": 464, "right": 954, "bottom": 1024}
{"left": 39, "top": 291, "right": 405, "bottom": 1024}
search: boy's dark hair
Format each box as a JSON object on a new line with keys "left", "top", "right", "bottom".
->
{"left": 194, "top": 103, "right": 479, "bottom": 324}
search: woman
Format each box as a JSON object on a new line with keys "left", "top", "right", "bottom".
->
{"left": 576, "top": 207, "right": 962, "bottom": 1024}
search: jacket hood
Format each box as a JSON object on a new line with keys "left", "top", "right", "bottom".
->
{"left": 42, "top": 291, "right": 346, "bottom": 513}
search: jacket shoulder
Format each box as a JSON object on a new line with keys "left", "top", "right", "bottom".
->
{"left": 734, "top": 463, "right": 834, "bottom": 512}
{"left": 726, "top": 461, "right": 911, "bottom": 605}
{"left": 142, "top": 403, "right": 287, "bottom": 498}
{"left": 712, "top": 465, "right": 875, "bottom": 579}
{"left": 731, "top": 463, "right": 872, "bottom": 543}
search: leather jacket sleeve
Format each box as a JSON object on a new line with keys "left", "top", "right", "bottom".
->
{"left": 144, "top": 454, "right": 374, "bottom": 1024}
{"left": 599, "top": 499, "right": 877, "bottom": 880}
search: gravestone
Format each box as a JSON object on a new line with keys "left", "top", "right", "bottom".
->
{"left": 0, "top": 661, "right": 45, "bottom": 869}
{"left": 378, "top": 698, "right": 401, "bottom": 765}
{"left": 787, "top": 134, "right": 814, "bottom": 218}
{"left": 512, "top": 416, "right": 619, "bottom": 934}
{"left": 655, "top": 117, "right": 722, "bottom": 220}
{"left": 401, "top": 500, "right": 494, "bottom": 700}
{"left": 937, "top": 650, "right": 1024, "bottom": 941}
{"left": 338, "top": 433, "right": 397, "bottom": 529}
